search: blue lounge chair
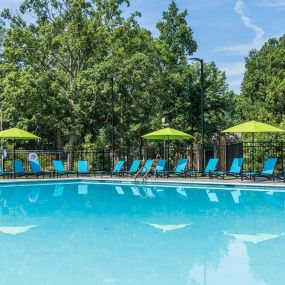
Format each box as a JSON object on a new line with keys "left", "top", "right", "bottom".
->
{"left": 14, "top": 160, "right": 31, "bottom": 178}
{"left": 77, "top": 160, "right": 108, "bottom": 177}
{"left": 154, "top": 159, "right": 167, "bottom": 176}
{"left": 140, "top": 159, "right": 153, "bottom": 176}
{"left": 211, "top": 158, "right": 244, "bottom": 179}
{"left": 77, "top": 160, "right": 90, "bottom": 176}
{"left": 112, "top": 160, "right": 125, "bottom": 176}
{"left": 29, "top": 160, "right": 52, "bottom": 178}
{"left": 242, "top": 157, "right": 277, "bottom": 181}
{"left": 157, "top": 159, "right": 188, "bottom": 178}
{"left": 0, "top": 165, "right": 13, "bottom": 179}
{"left": 92, "top": 160, "right": 125, "bottom": 177}
{"left": 53, "top": 160, "right": 77, "bottom": 178}
{"left": 173, "top": 159, "right": 188, "bottom": 176}
{"left": 122, "top": 160, "right": 141, "bottom": 176}
{"left": 153, "top": 159, "right": 166, "bottom": 177}
{"left": 188, "top": 158, "right": 219, "bottom": 178}
{"left": 135, "top": 159, "right": 153, "bottom": 177}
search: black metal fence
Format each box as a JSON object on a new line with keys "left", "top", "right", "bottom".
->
{"left": 2, "top": 148, "right": 142, "bottom": 171}
{"left": 225, "top": 141, "right": 284, "bottom": 172}
{"left": 2, "top": 141, "right": 285, "bottom": 173}
{"left": 213, "top": 142, "right": 284, "bottom": 172}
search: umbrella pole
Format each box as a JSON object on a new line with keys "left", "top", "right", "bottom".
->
{"left": 0, "top": 111, "right": 2, "bottom": 169}
{"left": 252, "top": 133, "right": 254, "bottom": 171}
{"left": 14, "top": 138, "right": 16, "bottom": 162}
{"left": 167, "top": 136, "right": 170, "bottom": 170}
{"left": 163, "top": 140, "right": 166, "bottom": 160}
{"left": 146, "top": 139, "right": 148, "bottom": 162}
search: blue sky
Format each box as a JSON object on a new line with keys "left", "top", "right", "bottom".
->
{"left": 1, "top": 0, "right": 285, "bottom": 93}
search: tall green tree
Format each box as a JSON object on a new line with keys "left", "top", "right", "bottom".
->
{"left": 154, "top": 1, "right": 235, "bottom": 143}
{"left": 0, "top": 0, "right": 126, "bottom": 151}
{"left": 238, "top": 35, "right": 285, "bottom": 125}
{"left": 156, "top": 0, "right": 197, "bottom": 64}
{"left": 0, "top": 0, "right": 237, "bottom": 157}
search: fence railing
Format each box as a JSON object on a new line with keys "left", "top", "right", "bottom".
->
{"left": 2, "top": 141, "right": 285, "bottom": 173}
{"left": 209, "top": 142, "right": 284, "bottom": 172}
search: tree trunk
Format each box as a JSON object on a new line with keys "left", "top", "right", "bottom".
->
{"left": 67, "top": 130, "right": 76, "bottom": 170}
{"left": 56, "top": 129, "right": 63, "bottom": 150}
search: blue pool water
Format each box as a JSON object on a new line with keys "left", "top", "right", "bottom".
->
{"left": 1, "top": 180, "right": 285, "bottom": 285}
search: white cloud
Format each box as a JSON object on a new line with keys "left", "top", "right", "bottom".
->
{"left": 219, "top": 62, "right": 245, "bottom": 77}
{"left": 229, "top": 78, "right": 243, "bottom": 89}
{"left": 215, "top": 42, "right": 262, "bottom": 55}
{"left": 227, "top": 77, "right": 243, "bottom": 93}
{"left": 215, "top": 0, "right": 264, "bottom": 55}
{"left": 217, "top": 62, "right": 245, "bottom": 93}
{"left": 256, "top": 0, "right": 285, "bottom": 7}
{"left": 234, "top": 0, "right": 264, "bottom": 41}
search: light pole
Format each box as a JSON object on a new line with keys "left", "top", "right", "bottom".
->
{"left": 190, "top": 57, "right": 205, "bottom": 172}
{"left": 110, "top": 75, "right": 115, "bottom": 169}
{"left": 0, "top": 107, "right": 3, "bottom": 169}
{"left": 0, "top": 107, "right": 2, "bottom": 131}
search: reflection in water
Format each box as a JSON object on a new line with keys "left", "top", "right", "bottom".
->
{"left": 224, "top": 232, "right": 284, "bottom": 244}
{"left": 190, "top": 240, "right": 266, "bottom": 285}
{"left": 0, "top": 225, "right": 38, "bottom": 235}
{"left": 143, "top": 222, "right": 192, "bottom": 233}
{"left": 0, "top": 181, "right": 285, "bottom": 285}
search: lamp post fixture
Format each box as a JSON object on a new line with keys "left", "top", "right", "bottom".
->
{"left": 190, "top": 57, "right": 205, "bottom": 172}
{"left": 161, "top": 116, "right": 169, "bottom": 128}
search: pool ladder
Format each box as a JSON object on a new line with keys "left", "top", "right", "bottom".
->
{"left": 134, "top": 166, "right": 153, "bottom": 182}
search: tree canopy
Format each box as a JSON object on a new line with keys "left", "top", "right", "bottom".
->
{"left": 0, "top": 0, "right": 237, "bottom": 152}
{"left": 237, "top": 35, "right": 285, "bottom": 124}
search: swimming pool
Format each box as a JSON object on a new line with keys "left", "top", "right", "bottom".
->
{"left": 1, "top": 179, "right": 285, "bottom": 285}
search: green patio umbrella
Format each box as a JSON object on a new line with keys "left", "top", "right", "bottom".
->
{"left": 143, "top": 127, "right": 193, "bottom": 140}
{"left": 0, "top": 127, "right": 40, "bottom": 160}
{"left": 222, "top": 120, "right": 285, "bottom": 133}
{"left": 222, "top": 120, "right": 285, "bottom": 170}
{"left": 142, "top": 128, "right": 194, "bottom": 168}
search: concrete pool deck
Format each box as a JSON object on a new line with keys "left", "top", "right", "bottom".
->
{"left": 0, "top": 175, "right": 285, "bottom": 188}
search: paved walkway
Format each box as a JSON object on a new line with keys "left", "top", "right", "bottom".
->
{"left": 1, "top": 175, "right": 284, "bottom": 188}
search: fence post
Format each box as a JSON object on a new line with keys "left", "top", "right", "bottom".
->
{"left": 127, "top": 147, "right": 130, "bottom": 169}
{"left": 140, "top": 137, "right": 143, "bottom": 160}
{"left": 191, "top": 142, "right": 194, "bottom": 170}
{"left": 281, "top": 141, "right": 284, "bottom": 174}
{"left": 102, "top": 149, "right": 105, "bottom": 171}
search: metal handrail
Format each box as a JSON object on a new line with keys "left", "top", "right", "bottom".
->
{"left": 143, "top": 167, "right": 154, "bottom": 181}
{"left": 134, "top": 166, "right": 148, "bottom": 181}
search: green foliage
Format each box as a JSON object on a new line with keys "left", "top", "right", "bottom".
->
{"left": 156, "top": 0, "right": 197, "bottom": 64}
{"left": 234, "top": 35, "right": 285, "bottom": 142}
{"left": 238, "top": 35, "right": 285, "bottom": 125}
{"left": 0, "top": 0, "right": 237, "bottom": 151}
